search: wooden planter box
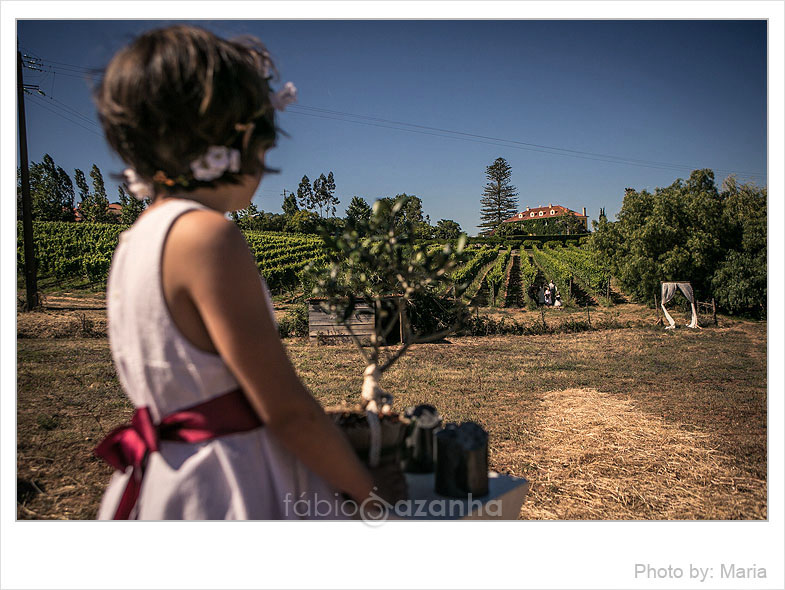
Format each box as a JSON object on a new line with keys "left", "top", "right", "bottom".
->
{"left": 307, "top": 297, "right": 408, "bottom": 345}
{"left": 307, "top": 300, "right": 375, "bottom": 344}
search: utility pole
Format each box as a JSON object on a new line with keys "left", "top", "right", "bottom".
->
{"left": 18, "top": 49, "right": 38, "bottom": 311}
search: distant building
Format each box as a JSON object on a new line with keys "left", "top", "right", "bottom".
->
{"left": 73, "top": 202, "right": 122, "bottom": 222}
{"left": 501, "top": 203, "right": 588, "bottom": 231}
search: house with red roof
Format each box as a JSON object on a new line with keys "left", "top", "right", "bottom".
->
{"left": 73, "top": 202, "right": 122, "bottom": 222}
{"left": 500, "top": 203, "right": 588, "bottom": 231}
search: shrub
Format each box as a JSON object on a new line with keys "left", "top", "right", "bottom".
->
{"left": 277, "top": 304, "right": 309, "bottom": 338}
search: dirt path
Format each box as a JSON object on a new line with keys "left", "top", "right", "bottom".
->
{"left": 504, "top": 252, "right": 523, "bottom": 308}
{"left": 512, "top": 388, "right": 766, "bottom": 519}
{"left": 467, "top": 257, "right": 498, "bottom": 307}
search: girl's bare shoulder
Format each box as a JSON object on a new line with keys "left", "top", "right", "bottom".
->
{"left": 168, "top": 208, "right": 248, "bottom": 260}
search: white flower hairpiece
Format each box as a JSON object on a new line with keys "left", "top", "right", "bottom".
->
{"left": 190, "top": 146, "right": 242, "bottom": 182}
{"left": 270, "top": 81, "right": 297, "bottom": 111}
{"left": 123, "top": 168, "right": 152, "bottom": 201}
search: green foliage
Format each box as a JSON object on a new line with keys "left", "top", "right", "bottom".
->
{"left": 259, "top": 210, "right": 287, "bottom": 232}
{"left": 118, "top": 184, "right": 147, "bottom": 225}
{"left": 519, "top": 253, "right": 538, "bottom": 294}
{"left": 300, "top": 171, "right": 340, "bottom": 218}
{"left": 233, "top": 206, "right": 291, "bottom": 233}
{"left": 591, "top": 169, "right": 766, "bottom": 314}
{"left": 407, "top": 292, "right": 469, "bottom": 337}
{"left": 312, "top": 195, "right": 462, "bottom": 301}
{"left": 478, "top": 157, "right": 518, "bottom": 235}
{"left": 433, "top": 219, "right": 462, "bottom": 240}
{"left": 297, "top": 175, "right": 314, "bottom": 211}
{"left": 710, "top": 176, "right": 767, "bottom": 314}
{"left": 74, "top": 168, "right": 89, "bottom": 206}
{"left": 20, "top": 221, "right": 329, "bottom": 292}
{"left": 18, "top": 155, "right": 75, "bottom": 222}
{"left": 371, "top": 194, "right": 433, "bottom": 239}
{"left": 496, "top": 212, "right": 586, "bottom": 236}
{"left": 530, "top": 245, "right": 573, "bottom": 298}
{"left": 551, "top": 245, "right": 611, "bottom": 299}
{"left": 242, "top": 231, "right": 326, "bottom": 292}
{"left": 277, "top": 304, "right": 309, "bottom": 338}
{"left": 308, "top": 195, "right": 467, "bottom": 353}
{"left": 324, "top": 172, "right": 338, "bottom": 217}
{"left": 344, "top": 196, "right": 372, "bottom": 230}
{"left": 79, "top": 164, "right": 114, "bottom": 223}
{"left": 282, "top": 190, "right": 299, "bottom": 216}
{"left": 460, "top": 312, "right": 625, "bottom": 337}
{"left": 311, "top": 172, "right": 339, "bottom": 217}
{"left": 283, "top": 209, "right": 320, "bottom": 234}
{"left": 232, "top": 203, "right": 266, "bottom": 232}
{"left": 17, "top": 221, "right": 125, "bottom": 285}
{"left": 451, "top": 246, "right": 498, "bottom": 293}
{"left": 486, "top": 247, "right": 512, "bottom": 303}
{"left": 711, "top": 251, "right": 765, "bottom": 314}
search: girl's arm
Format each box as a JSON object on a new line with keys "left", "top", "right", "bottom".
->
{"left": 164, "top": 209, "right": 374, "bottom": 503}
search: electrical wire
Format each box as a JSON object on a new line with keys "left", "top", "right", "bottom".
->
{"left": 26, "top": 94, "right": 104, "bottom": 138}
{"left": 46, "top": 96, "right": 100, "bottom": 128}
{"left": 21, "top": 52, "right": 767, "bottom": 182}
{"left": 286, "top": 107, "right": 764, "bottom": 179}
{"left": 291, "top": 104, "right": 766, "bottom": 178}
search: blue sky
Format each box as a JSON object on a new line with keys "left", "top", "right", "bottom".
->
{"left": 17, "top": 20, "right": 767, "bottom": 235}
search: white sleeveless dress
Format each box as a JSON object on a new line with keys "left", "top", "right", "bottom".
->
{"left": 98, "top": 198, "right": 341, "bottom": 519}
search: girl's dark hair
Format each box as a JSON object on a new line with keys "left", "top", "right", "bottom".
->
{"left": 95, "top": 25, "right": 278, "bottom": 192}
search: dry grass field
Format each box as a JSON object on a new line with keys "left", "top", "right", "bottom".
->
{"left": 17, "top": 294, "right": 766, "bottom": 520}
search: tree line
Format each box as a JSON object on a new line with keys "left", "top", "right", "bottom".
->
{"left": 17, "top": 154, "right": 148, "bottom": 225}
{"left": 19, "top": 157, "right": 465, "bottom": 240}
{"left": 232, "top": 170, "right": 464, "bottom": 239}
{"left": 590, "top": 169, "right": 766, "bottom": 316}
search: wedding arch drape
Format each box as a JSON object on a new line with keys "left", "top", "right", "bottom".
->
{"left": 661, "top": 282, "right": 699, "bottom": 329}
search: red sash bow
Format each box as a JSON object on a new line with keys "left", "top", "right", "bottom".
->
{"left": 94, "top": 389, "right": 263, "bottom": 520}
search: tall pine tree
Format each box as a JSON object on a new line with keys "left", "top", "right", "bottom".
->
{"left": 312, "top": 174, "right": 326, "bottom": 217}
{"left": 282, "top": 189, "right": 299, "bottom": 216}
{"left": 80, "top": 164, "right": 112, "bottom": 223}
{"left": 297, "top": 175, "right": 314, "bottom": 211}
{"left": 478, "top": 157, "right": 518, "bottom": 235}
{"left": 25, "top": 154, "right": 75, "bottom": 221}
{"left": 55, "top": 164, "right": 76, "bottom": 221}
{"left": 74, "top": 168, "right": 89, "bottom": 210}
{"left": 325, "top": 171, "right": 338, "bottom": 217}
{"left": 345, "top": 196, "right": 372, "bottom": 229}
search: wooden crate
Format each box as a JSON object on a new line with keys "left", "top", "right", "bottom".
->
{"left": 308, "top": 301, "right": 375, "bottom": 344}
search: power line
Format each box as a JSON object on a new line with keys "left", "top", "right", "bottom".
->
{"left": 288, "top": 105, "right": 765, "bottom": 179}
{"left": 36, "top": 67, "right": 97, "bottom": 80}
{"left": 33, "top": 59, "right": 99, "bottom": 73}
{"left": 29, "top": 93, "right": 102, "bottom": 131}
{"left": 20, "top": 52, "right": 766, "bottom": 181}
{"left": 287, "top": 107, "right": 762, "bottom": 179}
{"left": 295, "top": 104, "right": 768, "bottom": 175}
{"left": 26, "top": 94, "right": 104, "bottom": 138}
{"left": 47, "top": 95, "right": 100, "bottom": 128}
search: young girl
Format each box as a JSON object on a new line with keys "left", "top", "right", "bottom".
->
{"left": 93, "top": 25, "right": 375, "bottom": 519}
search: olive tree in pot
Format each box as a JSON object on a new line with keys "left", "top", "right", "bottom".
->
{"left": 307, "top": 196, "right": 469, "bottom": 502}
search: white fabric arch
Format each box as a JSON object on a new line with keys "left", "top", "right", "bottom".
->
{"left": 661, "top": 282, "right": 699, "bottom": 329}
